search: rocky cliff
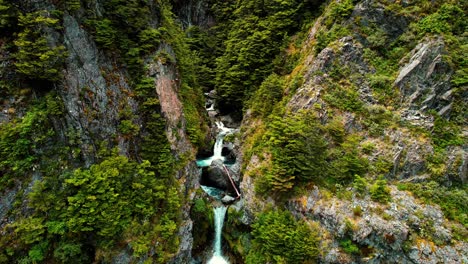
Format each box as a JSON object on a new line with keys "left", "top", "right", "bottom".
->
{"left": 0, "top": 0, "right": 466, "bottom": 263}
{"left": 0, "top": 0, "right": 206, "bottom": 263}
{"left": 230, "top": 0, "right": 466, "bottom": 263}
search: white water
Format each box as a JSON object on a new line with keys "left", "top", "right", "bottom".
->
{"left": 200, "top": 185, "right": 224, "bottom": 199}
{"left": 196, "top": 121, "right": 233, "bottom": 167}
{"left": 207, "top": 206, "right": 229, "bottom": 264}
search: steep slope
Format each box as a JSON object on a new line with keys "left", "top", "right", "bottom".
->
{"left": 227, "top": 0, "right": 467, "bottom": 263}
{"left": 0, "top": 0, "right": 207, "bottom": 263}
{"left": 0, "top": 0, "right": 466, "bottom": 263}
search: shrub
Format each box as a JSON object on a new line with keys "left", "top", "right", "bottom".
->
{"left": 353, "top": 206, "right": 362, "bottom": 217}
{"left": 353, "top": 175, "right": 368, "bottom": 195}
{"left": 370, "top": 176, "right": 391, "bottom": 204}
{"left": 340, "top": 239, "right": 360, "bottom": 255}
{"left": 138, "top": 28, "right": 161, "bottom": 53}
{"left": 14, "top": 12, "right": 67, "bottom": 81}
{"left": 118, "top": 120, "right": 140, "bottom": 136}
{"left": 418, "top": 4, "right": 465, "bottom": 35}
{"left": 258, "top": 113, "right": 328, "bottom": 196}
{"left": 248, "top": 210, "right": 320, "bottom": 263}
{"left": 250, "top": 73, "right": 284, "bottom": 118}
{"left": 406, "top": 181, "right": 467, "bottom": 227}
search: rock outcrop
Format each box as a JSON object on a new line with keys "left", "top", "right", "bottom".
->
{"left": 286, "top": 186, "right": 467, "bottom": 263}
{"left": 235, "top": 0, "right": 467, "bottom": 262}
{"left": 395, "top": 38, "right": 453, "bottom": 117}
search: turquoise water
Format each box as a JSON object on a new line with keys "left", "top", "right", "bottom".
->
{"left": 207, "top": 206, "right": 229, "bottom": 264}
{"left": 196, "top": 122, "right": 233, "bottom": 167}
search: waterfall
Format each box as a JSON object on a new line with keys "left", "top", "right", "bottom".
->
{"left": 196, "top": 121, "right": 233, "bottom": 167}
{"left": 207, "top": 206, "right": 229, "bottom": 264}
{"left": 207, "top": 104, "right": 215, "bottom": 111}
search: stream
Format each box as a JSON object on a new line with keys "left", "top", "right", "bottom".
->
{"left": 197, "top": 122, "right": 232, "bottom": 263}
{"left": 196, "top": 96, "right": 236, "bottom": 264}
{"left": 207, "top": 207, "right": 228, "bottom": 264}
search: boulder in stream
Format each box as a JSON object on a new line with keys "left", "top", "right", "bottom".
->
{"left": 201, "top": 160, "right": 239, "bottom": 197}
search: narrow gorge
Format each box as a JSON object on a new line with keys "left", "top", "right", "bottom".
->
{"left": 0, "top": 0, "right": 466, "bottom": 263}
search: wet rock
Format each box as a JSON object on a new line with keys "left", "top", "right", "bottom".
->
{"left": 221, "top": 195, "right": 236, "bottom": 204}
{"left": 219, "top": 115, "right": 240, "bottom": 128}
{"left": 205, "top": 89, "right": 218, "bottom": 99}
{"left": 172, "top": 0, "right": 215, "bottom": 29}
{"left": 201, "top": 160, "right": 239, "bottom": 197}
{"left": 221, "top": 144, "right": 237, "bottom": 164}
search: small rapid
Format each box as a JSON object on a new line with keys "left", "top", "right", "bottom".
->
{"left": 196, "top": 93, "right": 237, "bottom": 264}
{"left": 196, "top": 121, "right": 233, "bottom": 167}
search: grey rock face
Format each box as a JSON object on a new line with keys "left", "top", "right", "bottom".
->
{"left": 60, "top": 8, "right": 199, "bottom": 264}
{"left": 287, "top": 187, "right": 467, "bottom": 263}
{"left": 62, "top": 14, "right": 138, "bottom": 166}
{"left": 172, "top": 0, "right": 215, "bottom": 29}
{"left": 353, "top": 0, "right": 409, "bottom": 42}
{"left": 394, "top": 38, "right": 453, "bottom": 116}
{"left": 288, "top": 37, "right": 374, "bottom": 113}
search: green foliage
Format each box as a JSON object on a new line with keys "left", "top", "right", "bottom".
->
{"left": 13, "top": 217, "right": 46, "bottom": 245}
{"left": 430, "top": 113, "right": 464, "bottom": 149}
{"left": 327, "top": 0, "right": 355, "bottom": 24}
{"left": 16, "top": 152, "right": 182, "bottom": 262}
{"left": 340, "top": 239, "right": 360, "bottom": 255}
{"left": 64, "top": 0, "right": 81, "bottom": 11}
{"left": 134, "top": 76, "right": 177, "bottom": 177}
{"left": 353, "top": 206, "right": 362, "bottom": 217}
{"left": 53, "top": 242, "right": 86, "bottom": 263}
{"left": 247, "top": 210, "right": 319, "bottom": 263}
{"left": 325, "top": 118, "right": 346, "bottom": 144}
{"left": 250, "top": 73, "right": 284, "bottom": 118}
{"left": 366, "top": 27, "right": 388, "bottom": 50}
{"left": 368, "top": 74, "right": 398, "bottom": 104}
{"left": 370, "top": 176, "right": 391, "bottom": 204}
{"left": 323, "top": 82, "right": 363, "bottom": 112}
{"left": 0, "top": 0, "right": 16, "bottom": 29}
{"left": 315, "top": 24, "right": 351, "bottom": 54}
{"left": 139, "top": 28, "right": 161, "bottom": 53}
{"left": 59, "top": 157, "right": 163, "bottom": 237}
{"left": 257, "top": 112, "right": 328, "bottom": 196}
{"left": 92, "top": 19, "right": 117, "bottom": 49}
{"left": 215, "top": 0, "right": 314, "bottom": 114}
{"left": 0, "top": 101, "right": 53, "bottom": 191}
{"left": 331, "top": 150, "right": 369, "bottom": 183}
{"left": 118, "top": 119, "right": 140, "bottom": 136}
{"left": 28, "top": 242, "right": 48, "bottom": 262}
{"left": 14, "top": 11, "right": 67, "bottom": 81}
{"left": 401, "top": 181, "right": 467, "bottom": 227}
{"left": 418, "top": 4, "right": 466, "bottom": 35}
{"left": 353, "top": 175, "right": 368, "bottom": 196}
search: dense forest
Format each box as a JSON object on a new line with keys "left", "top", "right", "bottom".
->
{"left": 0, "top": 0, "right": 466, "bottom": 263}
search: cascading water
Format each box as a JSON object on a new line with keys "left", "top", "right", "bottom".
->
{"left": 196, "top": 121, "right": 233, "bottom": 167}
{"left": 196, "top": 93, "right": 237, "bottom": 264}
{"left": 207, "top": 206, "right": 229, "bottom": 264}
